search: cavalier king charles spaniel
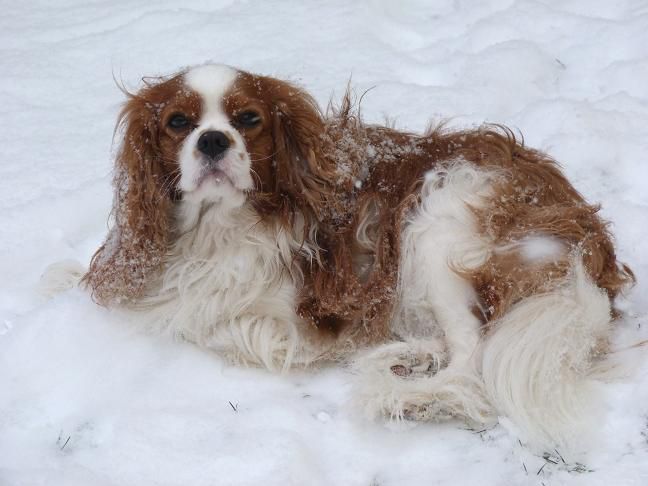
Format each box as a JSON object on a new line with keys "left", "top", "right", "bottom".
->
{"left": 76, "top": 63, "right": 633, "bottom": 454}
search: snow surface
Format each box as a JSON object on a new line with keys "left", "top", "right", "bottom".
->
{"left": 2, "top": 0, "right": 648, "bottom": 485}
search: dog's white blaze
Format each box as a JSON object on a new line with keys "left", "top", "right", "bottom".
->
{"left": 186, "top": 64, "right": 238, "bottom": 135}
{"left": 179, "top": 63, "right": 253, "bottom": 199}
{"left": 185, "top": 64, "right": 238, "bottom": 114}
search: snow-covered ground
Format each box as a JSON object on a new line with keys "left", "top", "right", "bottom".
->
{"left": 2, "top": 1, "right": 648, "bottom": 484}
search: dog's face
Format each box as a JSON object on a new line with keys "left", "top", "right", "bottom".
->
{"left": 165, "top": 65, "right": 265, "bottom": 207}
{"left": 128, "top": 64, "right": 327, "bottom": 211}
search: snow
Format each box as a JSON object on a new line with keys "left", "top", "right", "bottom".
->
{"left": 2, "top": 0, "right": 648, "bottom": 484}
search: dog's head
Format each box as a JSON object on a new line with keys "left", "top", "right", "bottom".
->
{"left": 84, "top": 64, "right": 334, "bottom": 304}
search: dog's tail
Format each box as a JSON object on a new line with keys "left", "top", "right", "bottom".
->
{"left": 481, "top": 259, "right": 612, "bottom": 455}
{"left": 39, "top": 259, "right": 86, "bottom": 298}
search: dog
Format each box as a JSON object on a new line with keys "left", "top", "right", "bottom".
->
{"left": 77, "top": 63, "right": 633, "bottom": 453}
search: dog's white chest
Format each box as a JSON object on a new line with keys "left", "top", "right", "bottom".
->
{"left": 138, "top": 204, "right": 298, "bottom": 346}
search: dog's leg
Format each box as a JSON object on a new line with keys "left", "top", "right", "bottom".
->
{"left": 354, "top": 163, "right": 498, "bottom": 425}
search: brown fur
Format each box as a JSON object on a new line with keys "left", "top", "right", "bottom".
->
{"left": 84, "top": 67, "right": 634, "bottom": 346}
{"left": 433, "top": 128, "right": 635, "bottom": 321}
{"left": 83, "top": 74, "right": 201, "bottom": 304}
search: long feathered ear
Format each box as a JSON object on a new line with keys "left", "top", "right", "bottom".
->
{"left": 83, "top": 92, "right": 172, "bottom": 305}
{"left": 265, "top": 79, "right": 335, "bottom": 220}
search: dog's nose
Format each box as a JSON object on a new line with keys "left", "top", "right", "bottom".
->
{"left": 197, "top": 131, "right": 230, "bottom": 159}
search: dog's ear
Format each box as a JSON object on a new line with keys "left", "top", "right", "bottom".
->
{"left": 83, "top": 90, "right": 172, "bottom": 305}
{"left": 263, "top": 78, "right": 335, "bottom": 220}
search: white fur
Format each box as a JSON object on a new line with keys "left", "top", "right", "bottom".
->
{"left": 39, "top": 259, "right": 86, "bottom": 297}
{"left": 496, "top": 234, "right": 566, "bottom": 264}
{"left": 355, "top": 161, "right": 499, "bottom": 425}
{"left": 185, "top": 64, "right": 238, "bottom": 109}
{"left": 481, "top": 259, "right": 611, "bottom": 454}
{"left": 136, "top": 202, "right": 322, "bottom": 372}
{"left": 394, "top": 162, "right": 496, "bottom": 352}
{"left": 180, "top": 64, "right": 254, "bottom": 202}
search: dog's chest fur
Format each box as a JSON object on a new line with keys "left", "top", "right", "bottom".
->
{"left": 137, "top": 204, "right": 302, "bottom": 349}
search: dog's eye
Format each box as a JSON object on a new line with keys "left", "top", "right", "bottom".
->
{"left": 168, "top": 113, "right": 190, "bottom": 130}
{"left": 236, "top": 111, "right": 261, "bottom": 128}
